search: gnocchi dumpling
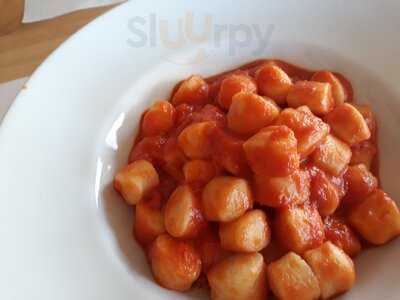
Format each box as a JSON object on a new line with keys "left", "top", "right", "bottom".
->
{"left": 311, "top": 70, "right": 347, "bottom": 105}
{"left": 349, "top": 189, "right": 400, "bottom": 245}
{"left": 267, "top": 252, "right": 320, "bottom": 300}
{"left": 310, "top": 168, "right": 340, "bottom": 217}
{"left": 149, "top": 234, "right": 201, "bottom": 291}
{"left": 326, "top": 103, "right": 371, "bottom": 146}
{"left": 217, "top": 73, "right": 257, "bottom": 109}
{"left": 287, "top": 81, "right": 334, "bottom": 115}
{"left": 219, "top": 209, "right": 271, "bottom": 252}
{"left": 114, "top": 160, "right": 159, "bottom": 205}
{"left": 255, "top": 169, "right": 310, "bottom": 208}
{"left": 243, "top": 125, "right": 300, "bottom": 177}
{"left": 172, "top": 75, "right": 209, "bottom": 105}
{"left": 312, "top": 134, "right": 352, "bottom": 176}
{"left": 164, "top": 185, "right": 205, "bottom": 238}
{"left": 274, "top": 203, "right": 324, "bottom": 254}
{"left": 276, "top": 106, "right": 330, "bottom": 158}
{"left": 227, "top": 92, "right": 280, "bottom": 136}
{"left": 134, "top": 193, "right": 165, "bottom": 246}
{"left": 207, "top": 253, "right": 268, "bottom": 300}
{"left": 344, "top": 164, "right": 378, "bottom": 203}
{"left": 202, "top": 176, "right": 253, "bottom": 222}
{"left": 255, "top": 64, "right": 293, "bottom": 104}
{"left": 178, "top": 121, "right": 217, "bottom": 159}
{"left": 142, "top": 100, "right": 175, "bottom": 136}
{"left": 304, "top": 241, "right": 355, "bottom": 299}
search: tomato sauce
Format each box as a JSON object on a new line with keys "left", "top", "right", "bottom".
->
{"left": 114, "top": 58, "right": 400, "bottom": 300}
{"left": 132, "top": 59, "right": 377, "bottom": 185}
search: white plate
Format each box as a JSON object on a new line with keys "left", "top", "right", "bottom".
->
{"left": 1, "top": 0, "right": 400, "bottom": 299}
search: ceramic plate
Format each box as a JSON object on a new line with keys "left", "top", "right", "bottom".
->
{"left": 0, "top": 0, "right": 399, "bottom": 299}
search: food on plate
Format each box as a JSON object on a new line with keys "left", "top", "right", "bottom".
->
{"left": 134, "top": 192, "right": 165, "bottom": 246}
{"left": 227, "top": 92, "right": 280, "bottom": 136}
{"left": 311, "top": 70, "right": 348, "bottom": 105}
{"left": 287, "top": 81, "right": 334, "bottom": 115}
{"left": 178, "top": 121, "right": 217, "bottom": 159}
{"left": 219, "top": 209, "right": 271, "bottom": 252}
{"left": 274, "top": 202, "right": 325, "bottom": 254}
{"left": 325, "top": 103, "right": 371, "bottom": 146}
{"left": 304, "top": 241, "right": 355, "bottom": 299}
{"left": 311, "top": 134, "right": 352, "bottom": 176}
{"left": 149, "top": 234, "right": 201, "bottom": 291}
{"left": 348, "top": 189, "right": 400, "bottom": 245}
{"left": 164, "top": 185, "right": 206, "bottom": 238}
{"left": 114, "top": 59, "right": 399, "bottom": 299}
{"left": 202, "top": 176, "right": 253, "bottom": 222}
{"left": 267, "top": 252, "right": 321, "bottom": 300}
{"left": 255, "top": 168, "right": 310, "bottom": 207}
{"left": 255, "top": 63, "right": 293, "bottom": 104}
{"left": 243, "top": 125, "right": 299, "bottom": 176}
{"left": 207, "top": 253, "right": 268, "bottom": 300}
{"left": 114, "top": 159, "right": 159, "bottom": 205}
{"left": 275, "top": 106, "right": 330, "bottom": 158}
{"left": 217, "top": 73, "right": 257, "bottom": 109}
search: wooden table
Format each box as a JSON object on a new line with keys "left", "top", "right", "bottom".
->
{"left": 0, "top": 2, "right": 118, "bottom": 84}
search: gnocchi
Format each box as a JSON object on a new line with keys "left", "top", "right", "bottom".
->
{"left": 164, "top": 185, "right": 205, "bottom": 238}
{"left": 172, "top": 75, "right": 209, "bottom": 105}
{"left": 207, "top": 253, "right": 268, "bottom": 300}
{"left": 304, "top": 241, "right": 355, "bottom": 299}
{"left": 276, "top": 106, "right": 330, "bottom": 158}
{"left": 178, "top": 121, "right": 217, "bottom": 159}
{"left": 255, "top": 64, "right": 293, "bottom": 104}
{"left": 326, "top": 103, "right": 371, "bottom": 146}
{"left": 149, "top": 234, "right": 201, "bottom": 291}
{"left": 344, "top": 164, "right": 378, "bottom": 204}
{"left": 142, "top": 100, "right": 175, "bottom": 136}
{"left": 311, "top": 134, "right": 352, "bottom": 176}
{"left": 114, "top": 159, "right": 159, "bottom": 205}
{"left": 255, "top": 169, "right": 310, "bottom": 207}
{"left": 349, "top": 189, "right": 400, "bottom": 245}
{"left": 134, "top": 193, "right": 165, "bottom": 246}
{"left": 310, "top": 168, "right": 340, "bottom": 216}
{"left": 350, "top": 140, "right": 377, "bottom": 169}
{"left": 267, "top": 252, "right": 321, "bottom": 300}
{"left": 202, "top": 176, "right": 253, "bottom": 222}
{"left": 219, "top": 209, "right": 270, "bottom": 252}
{"left": 274, "top": 202, "right": 325, "bottom": 254}
{"left": 311, "top": 70, "right": 347, "bottom": 105}
{"left": 243, "top": 125, "right": 299, "bottom": 177}
{"left": 227, "top": 92, "right": 280, "bottom": 136}
{"left": 113, "top": 59, "right": 399, "bottom": 299}
{"left": 287, "top": 81, "right": 334, "bottom": 115}
{"left": 217, "top": 73, "right": 257, "bottom": 109}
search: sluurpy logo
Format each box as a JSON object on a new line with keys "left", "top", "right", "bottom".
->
{"left": 127, "top": 12, "right": 274, "bottom": 65}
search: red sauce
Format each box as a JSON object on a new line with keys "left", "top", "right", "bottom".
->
{"left": 131, "top": 59, "right": 378, "bottom": 188}
{"left": 115, "top": 59, "right": 394, "bottom": 298}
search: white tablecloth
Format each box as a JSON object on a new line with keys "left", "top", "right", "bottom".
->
{"left": 0, "top": 0, "right": 124, "bottom": 122}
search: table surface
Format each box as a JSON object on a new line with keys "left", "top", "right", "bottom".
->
{"left": 0, "top": 4, "right": 117, "bottom": 121}
{"left": 0, "top": 4, "right": 116, "bottom": 84}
